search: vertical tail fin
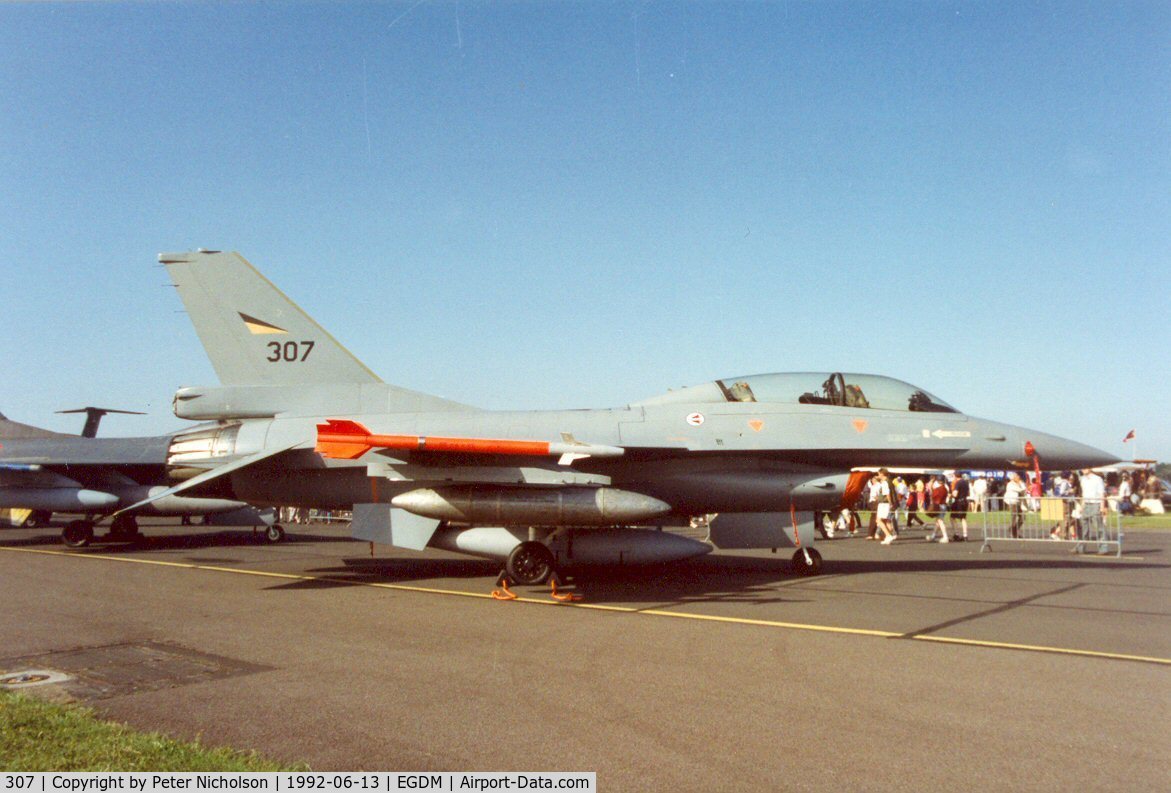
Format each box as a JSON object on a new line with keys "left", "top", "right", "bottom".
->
{"left": 161, "top": 251, "right": 383, "bottom": 386}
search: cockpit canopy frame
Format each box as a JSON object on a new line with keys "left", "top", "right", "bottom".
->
{"left": 713, "top": 372, "right": 958, "bottom": 413}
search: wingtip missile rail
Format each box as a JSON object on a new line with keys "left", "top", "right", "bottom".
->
{"left": 314, "top": 419, "right": 625, "bottom": 462}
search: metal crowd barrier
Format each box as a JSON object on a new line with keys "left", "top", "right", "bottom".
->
{"left": 980, "top": 496, "right": 1122, "bottom": 557}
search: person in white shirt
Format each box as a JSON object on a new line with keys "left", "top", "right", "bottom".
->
{"left": 1004, "top": 472, "right": 1028, "bottom": 538}
{"left": 875, "top": 469, "right": 897, "bottom": 545}
{"left": 865, "top": 475, "right": 883, "bottom": 540}
{"left": 971, "top": 476, "right": 988, "bottom": 512}
{"left": 1117, "top": 474, "right": 1133, "bottom": 515}
{"left": 1079, "top": 469, "right": 1109, "bottom": 550}
{"left": 1050, "top": 472, "right": 1075, "bottom": 539}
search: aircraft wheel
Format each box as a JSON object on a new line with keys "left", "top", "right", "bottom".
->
{"left": 264, "top": 524, "right": 286, "bottom": 543}
{"left": 23, "top": 510, "right": 52, "bottom": 528}
{"left": 505, "top": 540, "right": 556, "bottom": 586}
{"left": 791, "top": 547, "right": 823, "bottom": 576}
{"left": 109, "top": 514, "right": 138, "bottom": 539}
{"left": 62, "top": 520, "right": 94, "bottom": 548}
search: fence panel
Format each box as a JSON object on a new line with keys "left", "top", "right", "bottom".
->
{"left": 980, "top": 496, "right": 1122, "bottom": 557}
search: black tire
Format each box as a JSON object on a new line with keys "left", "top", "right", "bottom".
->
{"left": 791, "top": 547, "right": 823, "bottom": 576}
{"left": 62, "top": 520, "right": 94, "bottom": 548}
{"left": 23, "top": 510, "right": 52, "bottom": 529}
{"left": 505, "top": 540, "right": 556, "bottom": 585}
{"left": 109, "top": 514, "right": 139, "bottom": 539}
{"left": 264, "top": 524, "right": 286, "bottom": 543}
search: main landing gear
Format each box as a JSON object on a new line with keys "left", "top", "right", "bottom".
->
{"left": 493, "top": 541, "right": 582, "bottom": 602}
{"left": 62, "top": 520, "right": 95, "bottom": 548}
{"left": 505, "top": 540, "right": 556, "bottom": 585}
{"left": 109, "top": 515, "right": 142, "bottom": 541}
{"left": 61, "top": 515, "right": 143, "bottom": 547}
{"left": 22, "top": 510, "right": 52, "bottom": 529}
{"left": 250, "top": 524, "right": 286, "bottom": 543}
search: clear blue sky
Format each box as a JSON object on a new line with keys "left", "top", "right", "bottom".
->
{"left": 2, "top": 2, "right": 1167, "bottom": 461}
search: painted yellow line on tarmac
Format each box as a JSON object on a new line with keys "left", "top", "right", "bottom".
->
{"left": 2, "top": 545, "right": 1168, "bottom": 665}
{"left": 910, "top": 634, "right": 1171, "bottom": 666}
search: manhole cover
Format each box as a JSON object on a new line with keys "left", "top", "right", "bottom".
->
{"left": 0, "top": 669, "right": 72, "bottom": 689}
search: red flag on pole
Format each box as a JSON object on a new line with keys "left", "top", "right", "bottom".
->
{"left": 1123, "top": 429, "right": 1136, "bottom": 443}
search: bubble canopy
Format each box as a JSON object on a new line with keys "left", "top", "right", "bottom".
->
{"left": 713, "top": 372, "right": 958, "bottom": 413}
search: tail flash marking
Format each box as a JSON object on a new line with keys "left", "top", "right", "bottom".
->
{"left": 238, "top": 313, "right": 289, "bottom": 335}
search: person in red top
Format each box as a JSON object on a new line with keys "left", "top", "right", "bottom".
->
{"left": 906, "top": 478, "right": 926, "bottom": 528}
{"left": 926, "top": 475, "right": 951, "bottom": 542}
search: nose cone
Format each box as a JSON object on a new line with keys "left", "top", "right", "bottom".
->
{"left": 960, "top": 419, "right": 1119, "bottom": 470}
{"left": 1028, "top": 434, "right": 1119, "bottom": 471}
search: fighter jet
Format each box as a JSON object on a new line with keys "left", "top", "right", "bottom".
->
{"left": 0, "top": 408, "right": 277, "bottom": 544}
{"left": 118, "top": 250, "right": 1116, "bottom": 582}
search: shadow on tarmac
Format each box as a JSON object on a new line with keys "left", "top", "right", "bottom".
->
{"left": 0, "top": 527, "right": 358, "bottom": 552}
{"left": 4, "top": 523, "right": 1165, "bottom": 607}
{"left": 271, "top": 548, "right": 1169, "bottom": 605}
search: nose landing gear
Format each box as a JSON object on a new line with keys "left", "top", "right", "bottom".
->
{"left": 791, "top": 547, "right": 823, "bottom": 576}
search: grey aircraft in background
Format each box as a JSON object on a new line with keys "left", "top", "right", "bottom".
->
{"left": 97, "top": 250, "right": 1119, "bottom": 583}
{"left": 0, "top": 408, "right": 276, "bottom": 543}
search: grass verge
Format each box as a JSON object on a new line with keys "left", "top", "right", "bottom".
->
{"left": 0, "top": 691, "right": 301, "bottom": 771}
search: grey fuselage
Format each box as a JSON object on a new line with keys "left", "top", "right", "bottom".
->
{"left": 173, "top": 379, "right": 1116, "bottom": 520}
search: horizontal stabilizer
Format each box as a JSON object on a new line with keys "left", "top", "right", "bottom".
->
{"left": 56, "top": 407, "right": 146, "bottom": 438}
{"left": 0, "top": 413, "right": 70, "bottom": 440}
{"left": 315, "top": 419, "right": 625, "bottom": 463}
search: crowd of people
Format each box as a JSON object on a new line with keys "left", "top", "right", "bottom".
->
{"left": 820, "top": 466, "right": 1162, "bottom": 545}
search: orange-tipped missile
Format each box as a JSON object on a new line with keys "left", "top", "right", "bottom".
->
{"left": 315, "top": 419, "right": 625, "bottom": 462}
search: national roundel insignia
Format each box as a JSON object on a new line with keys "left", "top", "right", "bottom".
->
{"left": 686, "top": 412, "right": 705, "bottom": 426}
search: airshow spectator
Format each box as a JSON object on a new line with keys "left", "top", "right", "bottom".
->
{"left": 894, "top": 476, "right": 910, "bottom": 525}
{"left": 1004, "top": 472, "right": 1028, "bottom": 538}
{"left": 1027, "top": 471, "right": 1043, "bottom": 512}
{"left": 925, "top": 475, "right": 950, "bottom": 542}
{"left": 1050, "top": 472, "right": 1075, "bottom": 540}
{"left": 875, "top": 469, "right": 897, "bottom": 545}
{"left": 971, "top": 474, "right": 988, "bottom": 512}
{"left": 949, "top": 471, "right": 970, "bottom": 542}
{"left": 1144, "top": 476, "right": 1164, "bottom": 501}
{"left": 1117, "top": 474, "right": 1133, "bottom": 515}
{"left": 866, "top": 474, "right": 882, "bottom": 540}
{"left": 906, "top": 478, "right": 926, "bottom": 527}
{"left": 1080, "top": 468, "right": 1108, "bottom": 551}
{"left": 963, "top": 473, "right": 976, "bottom": 512}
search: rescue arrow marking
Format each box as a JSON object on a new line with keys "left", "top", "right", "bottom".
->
{"left": 931, "top": 429, "right": 972, "bottom": 439}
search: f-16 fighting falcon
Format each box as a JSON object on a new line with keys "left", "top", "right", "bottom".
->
{"left": 109, "top": 250, "right": 1114, "bottom": 583}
